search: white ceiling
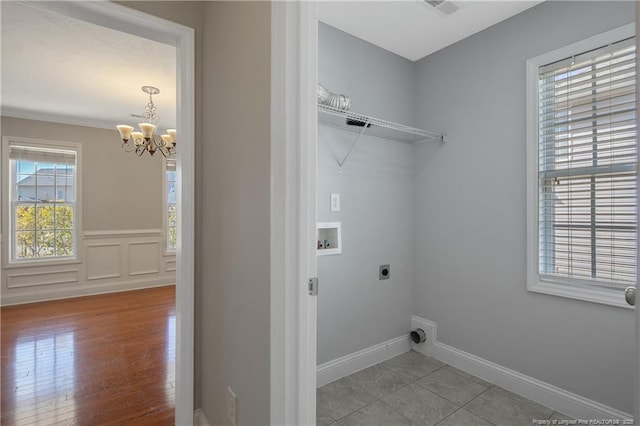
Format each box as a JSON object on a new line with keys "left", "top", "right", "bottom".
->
{"left": 1, "top": 1, "right": 541, "bottom": 129}
{"left": 319, "top": 0, "right": 544, "bottom": 61}
{"left": 1, "top": 2, "right": 176, "bottom": 130}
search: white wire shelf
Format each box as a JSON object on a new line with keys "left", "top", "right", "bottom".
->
{"left": 317, "top": 104, "right": 445, "bottom": 144}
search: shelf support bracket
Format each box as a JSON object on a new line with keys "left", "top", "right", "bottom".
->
{"left": 337, "top": 119, "right": 370, "bottom": 171}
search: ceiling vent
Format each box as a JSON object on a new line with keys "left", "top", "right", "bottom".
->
{"left": 423, "top": 0, "right": 458, "bottom": 15}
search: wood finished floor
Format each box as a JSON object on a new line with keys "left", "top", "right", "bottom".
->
{"left": 1, "top": 286, "right": 176, "bottom": 426}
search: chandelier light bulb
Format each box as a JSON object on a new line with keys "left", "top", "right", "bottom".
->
{"left": 131, "top": 131, "right": 144, "bottom": 146}
{"left": 138, "top": 122, "right": 156, "bottom": 139}
{"left": 167, "top": 129, "right": 177, "bottom": 144}
{"left": 161, "top": 134, "right": 173, "bottom": 148}
{"left": 116, "top": 86, "right": 177, "bottom": 158}
{"left": 117, "top": 125, "right": 134, "bottom": 141}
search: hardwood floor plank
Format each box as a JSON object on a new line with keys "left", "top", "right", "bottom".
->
{"left": 1, "top": 286, "right": 175, "bottom": 425}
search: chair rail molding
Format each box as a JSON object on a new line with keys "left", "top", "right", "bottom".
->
{"left": 1, "top": 229, "right": 175, "bottom": 306}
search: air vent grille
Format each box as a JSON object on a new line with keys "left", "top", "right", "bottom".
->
{"left": 423, "top": 0, "right": 458, "bottom": 15}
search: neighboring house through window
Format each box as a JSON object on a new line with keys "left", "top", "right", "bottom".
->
{"left": 165, "top": 158, "right": 177, "bottom": 252}
{"left": 3, "top": 137, "right": 81, "bottom": 262}
{"left": 526, "top": 24, "right": 637, "bottom": 307}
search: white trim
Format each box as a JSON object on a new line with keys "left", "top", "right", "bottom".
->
{"left": 2, "top": 106, "right": 117, "bottom": 131}
{"left": 7, "top": 268, "right": 80, "bottom": 288}
{"left": 411, "top": 316, "right": 633, "bottom": 421}
{"left": 2, "top": 279, "right": 174, "bottom": 306}
{"left": 316, "top": 336, "right": 411, "bottom": 388}
{"left": 270, "top": 2, "right": 318, "bottom": 425}
{"left": 83, "top": 229, "right": 163, "bottom": 238}
{"left": 525, "top": 23, "right": 636, "bottom": 308}
{"left": 1, "top": 135, "right": 83, "bottom": 267}
{"left": 14, "top": 3, "right": 196, "bottom": 425}
{"left": 194, "top": 408, "right": 211, "bottom": 426}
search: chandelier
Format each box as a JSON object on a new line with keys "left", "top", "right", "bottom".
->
{"left": 116, "top": 86, "right": 176, "bottom": 158}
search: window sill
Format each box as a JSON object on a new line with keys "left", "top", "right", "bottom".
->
{"left": 163, "top": 250, "right": 176, "bottom": 258}
{"left": 3, "top": 257, "right": 81, "bottom": 270}
{"left": 528, "top": 279, "right": 632, "bottom": 310}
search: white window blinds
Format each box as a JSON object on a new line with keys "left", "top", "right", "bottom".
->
{"left": 537, "top": 37, "right": 637, "bottom": 288}
{"left": 9, "top": 145, "right": 76, "bottom": 165}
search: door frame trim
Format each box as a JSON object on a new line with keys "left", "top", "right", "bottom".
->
{"left": 20, "top": 2, "right": 196, "bottom": 424}
{"left": 270, "top": 2, "right": 318, "bottom": 424}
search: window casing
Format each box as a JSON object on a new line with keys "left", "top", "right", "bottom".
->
{"left": 526, "top": 24, "right": 637, "bottom": 308}
{"left": 4, "top": 139, "right": 81, "bottom": 263}
{"left": 164, "top": 159, "right": 177, "bottom": 253}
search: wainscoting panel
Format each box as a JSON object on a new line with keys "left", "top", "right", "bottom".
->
{"left": 165, "top": 259, "right": 176, "bottom": 272}
{"left": 86, "top": 243, "right": 121, "bottom": 280}
{"left": 1, "top": 229, "right": 175, "bottom": 306}
{"left": 128, "top": 241, "right": 160, "bottom": 276}
{"left": 7, "top": 268, "right": 80, "bottom": 289}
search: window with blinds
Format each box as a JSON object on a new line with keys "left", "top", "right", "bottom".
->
{"left": 7, "top": 142, "right": 79, "bottom": 261}
{"left": 536, "top": 37, "right": 637, "bottom": 289}
{"left": 165, "top": 159, "right": 177, "bottom": 252}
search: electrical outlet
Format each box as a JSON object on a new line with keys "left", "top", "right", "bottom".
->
{"left": 330, "top": 193, "right": 340, "bottom": 212}
{"left": 227, "top": 387, "right": 237, "bottom": 426}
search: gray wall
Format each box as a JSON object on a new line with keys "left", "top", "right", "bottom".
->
{"left": 317, "top": 24, "right": 416, "bottom": 364}
{"left": 413, "top": 1, "right": 635, "bottom": 413}
{"left": 319, "top": 23, "right": 417, "bottom": 126}
{"left": 1, "top": 117, "right": 162, "bottom": 231}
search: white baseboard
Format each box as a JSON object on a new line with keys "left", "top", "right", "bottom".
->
{"left": 1, "top": 278, "right": 174, "bottom": 306}
{"left": 316, "top": 335, "right": 411, "bottom": 387}
{"left": 194, "top": 408, "right": 210, "bottom": 426}
{"left": 411, "top": 315, "right": 632, "bottom": 421}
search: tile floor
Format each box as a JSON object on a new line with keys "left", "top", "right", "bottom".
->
{"left": 317, "top": 351, "right": 572, "bottom": 426}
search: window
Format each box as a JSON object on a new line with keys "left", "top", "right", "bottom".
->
{"left": 5, "top": 139, "right": 80, "bottom": 262}
{"left": 526, "top": 24, "right": 637, "bottom": 307}
{"left": 165, "top": 159, "right": 177, "bottom": 252}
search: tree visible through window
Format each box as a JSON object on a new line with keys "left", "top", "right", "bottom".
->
{"left": 10, "top": 144, "right": 77, "bottom": 261}
{"left": 166, "top": 160, "right": 177, "bottom": 251}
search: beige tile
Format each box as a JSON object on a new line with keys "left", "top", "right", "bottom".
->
{"left": 345, "top": 364, "right": 413, "bottom": 399}
{"left": 465, "top": 387, "right": 553, "bottom": 426}
{"left": 382, "top": 351, "right": 445, "bottom": 381}
{"left": 442, "top": 366, "right": 493, "bottom": 387}
{"left": 338, "top": 400, "right": 415, "bottom": 426}
{"left": 437, "top": 408, "right": 494, "bottom": 426}
{"left": 382, "top": 383, "right": 458, "bottom": 426}
{"left": 317, "top": 377, "right": 377, "bottom": 420}
{"left": 416, "top": 368, "right": 489, "bottom": 405}
{"left": 317, "top": 405, "right": 336, "bottom": 426}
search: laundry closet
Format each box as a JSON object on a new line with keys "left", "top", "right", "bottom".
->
{"left": 316, "top": 21, "right": 442, "bottom": 372}
{"left": 314, "top": 0, "right": 636, "bottom": 420}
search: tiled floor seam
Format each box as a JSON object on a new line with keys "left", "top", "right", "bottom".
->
{"left": 454, "top": 385, "right": 498, "bottom": 425}
{"left": 433, "top": 406, "right": 497, "bottom": 426}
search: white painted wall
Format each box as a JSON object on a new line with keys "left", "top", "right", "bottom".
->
{"left": 413, "top": 1, "right": 635, "bottom": 413}
{"left": 317, "top": 24, "right": 416, "bottom": 364}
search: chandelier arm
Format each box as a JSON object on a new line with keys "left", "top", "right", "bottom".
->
{"left": 117, "top": 86, "right": 175, "bottom": 158}
{"left": 158, "top": 147, "right": 171, "bottom": 159}
{"left": 121, "top": 141, "right": 136, "bottom": 152}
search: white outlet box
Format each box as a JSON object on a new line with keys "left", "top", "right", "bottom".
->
{"left": 330, "top": 193, "right": 340, "bottom": 212}
{"left": 227, "top": 387, "right": 237, "bottom": 426}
